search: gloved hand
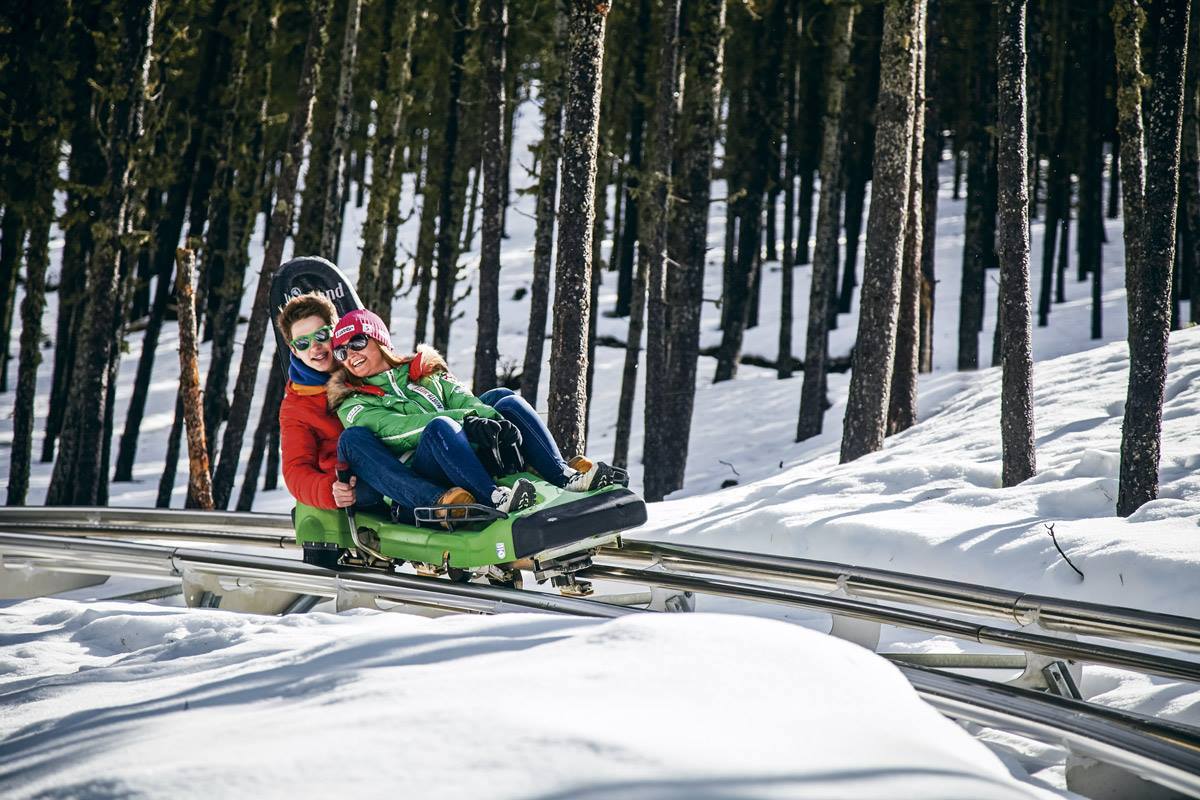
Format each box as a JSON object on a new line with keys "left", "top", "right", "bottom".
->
{"left": 462, "top": 415, "right": 505, "bottom": 477}
{"left": 495, "top": 419, "right": 525, "bottom": 474}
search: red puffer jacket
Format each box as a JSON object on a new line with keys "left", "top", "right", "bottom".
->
{"left": 280, "top": 381, "right": 343, "bottom": 509}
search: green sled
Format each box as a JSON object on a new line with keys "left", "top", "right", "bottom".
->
{"left": 292, "top": 472, "right": 647, "bottom": 570}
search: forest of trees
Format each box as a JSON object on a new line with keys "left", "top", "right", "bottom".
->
{"left": 0, "top": 0, "right": 1193, "bottom": 516}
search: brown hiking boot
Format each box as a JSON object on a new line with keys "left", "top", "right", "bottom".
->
{"left": 436, "top": 487, "right": 475, "bottom": 529}
{"left": 568, "top": 455, "right": 594, "bottom": 473}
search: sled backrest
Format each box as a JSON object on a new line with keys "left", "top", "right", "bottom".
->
{"left": 269, "top": 256, "right": 364, "bottom": 377}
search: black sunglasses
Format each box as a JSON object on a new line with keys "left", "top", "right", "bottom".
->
{"left": 333, "top": 334, "right": 371, "bottom": 362}
{"left": 290, "top": 325, "right": 332, "bottom": 351}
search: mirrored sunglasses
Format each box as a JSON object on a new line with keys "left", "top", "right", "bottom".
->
{"left": 290, "top": 325, "right": 332, "bottom": 351}
{"left": 333, "top": 334, "right": 371, "bottom": 362}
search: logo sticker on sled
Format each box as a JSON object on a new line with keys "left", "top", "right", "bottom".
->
{"left": 495, "top": 543, "right": 506, "bottom": 559}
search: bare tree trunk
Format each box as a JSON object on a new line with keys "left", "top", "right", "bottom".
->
{"left": 614, "top": 0, "right": 652, "bottom": 318}
{"left": 236, "top": 359, "right": 285, "bottom": 512}
{"left": 797, "top": 0, "right": 856, "bottom": 441}
{"left": 548, "top": 0, "right": 608, "bottom": 456}
{"left": 1115, "top": 0, "right": 1190, "bottom": 517}
{"left": 1182, "top": 0, "right": 1200, "bottom": 324}
{"left": 887, "top": 1, "right": 926, "bottom": 436}
{"left": 520, "top": 4, "right": 566, "bottom": 405}
{"left": 432, "top": 0, "right": 471, "bottom": 354}
{"left": 210, "top": 0, "right": 333, "bottom": 509}
{"left": 997, "top": 0, "right": 1035, "bottom": 486}
{"left": 840, "top": 0, "right": 922, "bottom": 464}
{"left": 46, "top": 0, "right": 156, "bottom": 506}
{"left": 358, "top": 0, "right": 417, "bottom": 314}
{"left": 778, "top": 2, "right": 801, "bottom": 381}
{"left": 474, "top": 0, "right": 508, "bottom": 393}
{"left": 713, "top": 0, "right": 786, "bottom": 382}
{"left": 7, "top": 158, "right": 55, "bottom": 505}
{"left": 630, "top": 0, "right": 681, "bottom": 483}
{"left": 918, "top": 0, "right": 941, "bottom": 374}
{"left": 175, "top": 249, "right": 214, "bottom": 510}
{"left": 656, "top": 0, "right": 727, "bottom": 497}
{"left": 319, "top": 0, "right": 362, "bottom": 260}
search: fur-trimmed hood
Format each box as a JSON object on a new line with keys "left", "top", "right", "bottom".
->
{"left": 324, "top": 343, "right": 451, "bottom": 411}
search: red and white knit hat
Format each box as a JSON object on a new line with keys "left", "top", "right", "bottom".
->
{"left": 332, "top": 309, "right": 393, "bottom": 351}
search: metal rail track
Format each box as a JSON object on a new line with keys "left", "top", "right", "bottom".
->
{"left": 3, "top": 506, "right": 1196, "bottom": 656}
{"left": 2, "top": 527, "right": 1199, "bottom": 797}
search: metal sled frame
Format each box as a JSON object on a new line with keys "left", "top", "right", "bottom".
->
{"left": 412, "top": 503, "right": 507, "bottom": 531}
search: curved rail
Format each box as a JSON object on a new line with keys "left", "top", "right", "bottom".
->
{"left": 598, "top": 540, "right": 1200, "bottom": 653}
{"left": 579, "top": 564, "right": 1200, "bottom": 684}
{"left": 0, "top": 531, "right": 633, "bottom": 619}
{"left": 1, "top": 527, "right": 1198, "bottom": 796}
{"left": 902, "top": 664, "right": 1200, "bottom": 798}
{"left": 5, "top": 507, "right": 1197, "bottom": 657}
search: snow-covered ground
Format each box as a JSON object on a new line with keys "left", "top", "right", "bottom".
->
{"left": 0, "top": 601, "right": 1069, "bottom": 799}
{"left": 0, "top": 96, "right": 1197, "bottom": 797}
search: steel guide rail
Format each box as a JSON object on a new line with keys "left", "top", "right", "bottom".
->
{"left": 1, "top": 529, "right": 1198, "bottom": 797}
{"left": 578, "top": 564, "right": 1200, "bottom": 684}
{"left": 594, "top": 540, "right": 1200, "bottom": 653}
{"left": 3, "top": 508, "right": 1198, "bottom": 658}
{"left": 0, "top": 532, "right": 632, "bottom": 619}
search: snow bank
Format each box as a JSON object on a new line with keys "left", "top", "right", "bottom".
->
{"left": 0, "top": 599, "right": 1060, "bottom": 799}
{"left": 639, "top": 327, "right": 1200, "bottom": 620}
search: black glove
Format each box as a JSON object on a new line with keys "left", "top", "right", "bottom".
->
{"left": 462, "top": 415, "right": 505, "bottom": 477}
{"left": 495, "top": 419, "right": 525, "bottom": 474}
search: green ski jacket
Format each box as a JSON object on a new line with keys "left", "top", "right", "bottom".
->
{"left": 327, "top": 355, "right": 499, "bottom": 456}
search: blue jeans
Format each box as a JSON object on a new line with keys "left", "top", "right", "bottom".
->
{"left": 479, "top": 388, "right": 571, "bottom": 488}
{"left": 410, "top": 417, "right": 499, "bottom": 505}
{"left": 337, "top": 427, "right": 446, "bottom": 521}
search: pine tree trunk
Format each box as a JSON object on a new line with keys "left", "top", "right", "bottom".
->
{"left": 413, "top": 136, "right": 441, "bottom": 346}
{"left": 236, "top": 358, "right": 285, "bottom": 512}
{"left": 657, "top": 0, "right": 726, "bottom": 496}
{"left": 614, "top": 0, "right": 651, "bottom": 318}
{"left": 918, "top": 0, "right": 941, "bottom": 374}
{"left": 432, "top": 0, "right": 471, "bottom": 353}
{"left": 796, "top": 0, "right": 856, "bottom": 441}
{"left": 1038, "top": 14, "right": 1069, "bottom": 328}
{"left": 837, "top": 167, "right": 868, "bottom": 314}
{"left": 1182, "top": 0, "right": 1200, "bottom": 324}
{"left": 520, "top": 4, "right": 566, "bottom": 405}
{"left": 839, "top": 0, "right": 922, "bottom": 464}
{"left": 319, "top": 0, "right": 362, "bottom": 260}
{"left": 714, "top": 0, "right": 787, "bottom": 382}
{"left": 6, "top": 50, "right": 60, "bottom": 504}
{"left": 46, "top": 0, "right": 156, "bottom": 506}
{"left": 358, "top": 0, "right": 417, "bottom": 314}
{"left": 474, "top": 0, "right": 509, "bottom": 393}
{"left": 778, "top": 4, "right": 801, "bottom": 382}
{"left": 174, "top": 249, "right": 214, "bottom": 510}
{"left": 210, "top": 0, "right": 333, "bottom": 509}
{"left": 997, "top": 0, "right": 1035, "bottom": 486}
{"left": 548, "top": 0, "right": 609, "bottom": 457}
{"left": 636, "top": 0, "right": 681, "bottom": 490}
{"left": 887, "top": 0, "right": 926, "bottom": 436}
{"left": 1115, "top": 0, "right": 1190, "bottom": 517}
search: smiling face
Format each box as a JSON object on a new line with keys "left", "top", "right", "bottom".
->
{"left": 288, "top": 314, "right": 335, "bottom": 373}
{"left": 342, "top": 337, "right": 390, "bottom": 378}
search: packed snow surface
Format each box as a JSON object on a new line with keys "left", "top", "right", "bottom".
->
{"left": 639, "top": 328, "right": 1200, "bottom": 621}
{"left": 0, "top": 600, "right": 1064, "bottom": 799}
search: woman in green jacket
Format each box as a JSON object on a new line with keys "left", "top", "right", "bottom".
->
{"left": 325, "top": 309, "right": 538, "bottom": 513}
{"left": 328, "top": 309, "right": 624, "bottom": 515}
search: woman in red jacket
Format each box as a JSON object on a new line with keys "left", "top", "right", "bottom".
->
{"left": 276, "top": 292, "right": 456, "bottom": 519}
